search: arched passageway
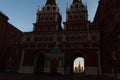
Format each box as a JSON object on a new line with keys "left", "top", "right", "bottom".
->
{"left": 70, "top": 52, "right": 85, "bottom": 74}
{"left": 34, "top": 52, "right": 45, "bottom": 74}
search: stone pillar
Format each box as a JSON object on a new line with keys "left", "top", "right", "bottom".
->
{"left": 97, "top": 50, "right": 102, "bottom": 76}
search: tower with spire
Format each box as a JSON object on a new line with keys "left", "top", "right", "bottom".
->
{"left": 46, "top": 0, "right": 56, "bottom": 5}
{"left": 64, "top": 0, "right": 89, "bottom": 31}
{"left": 18, "top": 0, "right": 100, "bottom": 75}
{"left": 33, "top": 0, "right": 62, "bottom": 32}
{"left": 73, "top": 0, "right": 81, "bottom": 4}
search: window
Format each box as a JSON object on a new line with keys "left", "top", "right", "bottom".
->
{"left": 75, "top": 4, "right": 78, "bottom": 9}
{"left": 80, "top": 15, "right": 83, "bottom": 19}
{"left": 46, "top": 17, "right": 48, "bottom": 21}
{"left": 26, "top": 37, "right": 30, "bottom": 42}
{"left": 16, "top": 48, "right": 19, "bottom": 54}
{"left": 30, "top": 45, "right": 36, "bottom": 48}
{"left": 45, "top": 38, "right": 48, "bottom": 41}
{"left": 71, "top": 6, "right": 73, "bottom": 9}
{"left": 37, "top": 45, "right": 41, "bottom": 48}
{"left": 53, "top": 6, "right": 56, "bottom": 10}
{"left": 39, "top": 38, "right": 42, "bottom": 41}
{"left": 41, "top": 17, "right": 43, "bottom": 21}
{"left": 82, "top": 36, "right": 87, "bottom": 41}
{"left": 47, "top": 6, "right": 50, "bottom": 11}
{"left": 34, "top": 37, "right": 38, "bottom": 42}
{"left": 57, "top": 37, "right": 62, "bottom": 41}
{"left": 81, "top": 5, "right": 84, "bottom": 8}
{"left": 50, "top": 17, "right": 53, "bottom": 21}
{"left": 78, "top": 36, "right": 81, "bottom": 41}
{"left": 49, "top": 37, "right": 53, "bottom": 41}
{"left": 66, "top": 37, "right": 70, "bottom": 41}
{"left": 92, "top": 36, "right": 96, "bottom": 41}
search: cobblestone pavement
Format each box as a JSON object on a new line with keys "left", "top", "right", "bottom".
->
{"left": 0, "top": 73, "right": 65, "bottom": 80}
{"left": 0, "top": 73, "right": 119, "bottom": 80}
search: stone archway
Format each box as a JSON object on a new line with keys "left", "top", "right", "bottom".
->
{"left": 70, "top": 51, "right": 86, "bottom": 75}
{"left": 34, "top": 52, "right": 45, "bottom": 74}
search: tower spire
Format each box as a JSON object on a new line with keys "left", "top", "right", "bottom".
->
{"left": 73, "top": 0, "right": 81, "bottom": 4}
{"left": 37, "top": 5, "right": 40, "bottom": 11}
{"left": 66, "top": 0, "right": 69, "bottom": 10}
{"left": 85, "top": 2, "right": 88, "bottom": 9}
{"left": 46, "top": 0, "right": 56, "bottom": 5}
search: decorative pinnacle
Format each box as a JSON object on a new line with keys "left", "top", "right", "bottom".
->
{"left": 73, "top": 0, "right": 81, "bottom": 4}
{"left": 46, "top": 0, "right": 56, "bottom": 5}
{"left": 37, "top": 5, "right": 40, "bottom": 11}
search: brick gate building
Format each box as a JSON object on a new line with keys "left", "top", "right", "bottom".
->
{"left": 18, "top": 0, "right": 100, "bottom": 75}
{"left": 0, "top": 0, "right": 120, "bottom": 79}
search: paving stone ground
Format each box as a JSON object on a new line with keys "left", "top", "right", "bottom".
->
{"left": 0, "top": 73, "right": 119, "bottom": 80}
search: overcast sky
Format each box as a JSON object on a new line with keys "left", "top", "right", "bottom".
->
{"left": 0, "top": 0, "right": 98, "bottom": 32}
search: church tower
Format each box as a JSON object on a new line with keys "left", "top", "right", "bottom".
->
{"left": 33, "top": 0, "right": 62, "bottom": 32}
{"left": 64, "top": 0, "right": 89, "bottom": 31}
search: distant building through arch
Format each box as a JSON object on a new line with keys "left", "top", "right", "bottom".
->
{"left": 73, "top": 57, "right": 85, "bottom": 74}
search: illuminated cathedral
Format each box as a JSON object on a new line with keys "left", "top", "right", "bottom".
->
{"left": 74, "top": 62, "right": 84, "bottom": 73}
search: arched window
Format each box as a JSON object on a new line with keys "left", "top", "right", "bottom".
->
{"left": 41, "top": 17, "right": 43, "bottom": 21}
{"left": 81, "top": 5, "right": 84, "bottom": 8}
{"left": 47, "top": 6, "right": 50, "bottom": 11}
{"left": 71, "top": 6, "right": 73, "bottom": 9}
{"left": 75, "top": 4, "right": 78, "bottom": 9}
{"left": 50, "top": 17, "right": 53, "bottom": 21}
{"left": 26, "top": 37, "right": 30, "bottom": 42}
{"left": 53, "top": 6, "right": 56, "bottom": 10}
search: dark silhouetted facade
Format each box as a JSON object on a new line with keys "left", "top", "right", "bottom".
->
{"left": 0, "top": 0, "right": 120, "bottom": 79}
{"left": 0, "top": 12, "right": 23, "bottom": 72}
{"left": 18, "top": 0, "right": 100, "bottom": 75}
{"left": 93, "top": 0, "right": 120, "bottom": 78}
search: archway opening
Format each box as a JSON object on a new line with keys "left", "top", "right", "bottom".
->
{"left": 34, "top": 52, "right": 45, "bottom": 74}
{"left": 73, "top": 57, "right": 85, "bottom": 73}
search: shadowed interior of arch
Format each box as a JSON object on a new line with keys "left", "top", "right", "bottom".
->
{"left": 73, "top": 57, "right": 85, "bottom": 73}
